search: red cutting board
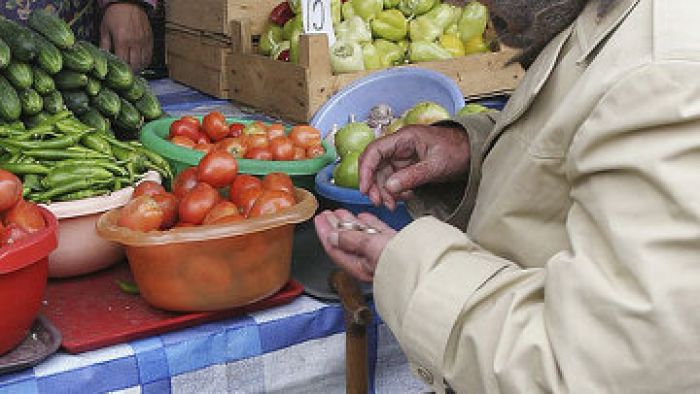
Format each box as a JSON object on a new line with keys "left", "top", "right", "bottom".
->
{"left": 43, "top": 262, "right": 303, "bottom": 354}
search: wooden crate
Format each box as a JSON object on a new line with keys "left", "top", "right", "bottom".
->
{"left": 166, "top": 0, "right": 276, "bottom": 37}
{"left": 228, "top": 18, "right": 524, "bottom": 123}
{"left": 165, "top": 25, "right": 232, "bottom": 99}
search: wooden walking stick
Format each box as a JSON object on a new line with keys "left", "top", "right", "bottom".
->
{"left": 330, "top": 269, "right": 372, "bottom": 394}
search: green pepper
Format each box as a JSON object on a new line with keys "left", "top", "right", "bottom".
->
{"left": 55, "top": 159, "right": 128, "bottom": 177}
{"left": 335, "top": 16, "right": 372, "bottom": 44}
{"left": 439, "top": 34, "right": 466, "bottom": 57}
{"left": 42, "top": 165, "right": 114, "bottom": 189}
{"left": 408, "top": 41, "right": 452, "bottom": 62}
{"left": 424, "top": 3, "right": 462, "bottom": 31}
{"left": 260, "top": 25, "right": 284, "bottom": 56}
{"left": 33, "top": 178, "right": 113, "bottom": 202}
{"left": 370, "top": 9, "right": 408, "bottom": 42}
{"left": 330, "top": 40, "right": 365, "bottom": 74}
{"left": 458, "top": 1, "right": 489, "bottom": 42}
{"left": 409, "top": 15, "right": 443, "bottom": 43}
{"left": 136, "top": 147, "right": 174, "bottom": 181}
{"left": 282, "top": 14, "right": 303, "bottom": 41}
{"left": 398, "top": 0, "right": 436, "bottom": 17}
{"left": 352, "top": 0, "right": 383, "bottom": 21}
{"left": 80, "top": 133, "right": 112, "bottom": 155}
{"left": 341, "top": 1, "right": 356, "bottom": 20}
{"left": 362, "top": 42, "right": 383, "bottom": 70}
{"left": 0, "top": 133, "right": 87, "bottom": 150}
{"left": 384, "top": 0, "right": 400, "bottom": 8}
{"left": 331, "top": 0, "right": 342, "bottom": 26}
{"left": 22, "top": 174, "right": 43, "bottom": 197}
{"left": 374, "top": 39, "right": 405, "bottom": 67}
{"left": 444, "top": 23, "right": 459, "bottom": 36}
{"left": 463, "top": 35, "right": 489, "bottom": 55}
{"left": 287, "top": 0, "right": 301, "bottom": 14}
{"left": 23, "top": 148, "right": 109, "bottom": 160}
{"left": 0, "top": 162, "right": 50, "bottom": 175}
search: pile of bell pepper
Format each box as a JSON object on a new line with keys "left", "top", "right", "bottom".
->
{"left": 259, "top": 0, "right": 491, "bottom": 74}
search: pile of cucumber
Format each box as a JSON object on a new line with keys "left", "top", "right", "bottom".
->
{"left": 0, "top": 10, "right": 163, "bottom": 140}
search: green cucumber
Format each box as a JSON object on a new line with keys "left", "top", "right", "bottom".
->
{"left": 134, "top": 90, "right": 163, "bottom": 121}
{"left": 27, "top": 9, "right": 75, "bottom": 49}
{"left": 80, "top": 41, "right": 108, "bottom": 80}
{"left": 122, "top": 76, "right": 147, "bottom": 102}
{"left": 62, "top": 90, "right": 90, "bottom": 115}
{"left": 92, "top": 87, "right": 121, "bottom": 118}
{"left": 105, "top": 52, "right": 134, "bottom": 91}
{"left": 43, "top": 90, "right": 64, "bottom": 114}
{"left": 62, "top": 42, "right": 94, "bottom": 73}
{"left": 0, "top": 16, "right": 37, "bottom": 62}
{"left": 86, "top": 77, "right": 101, "bottom": 96}
{"left": 54, "top": 70, "right": 88, "bottom": 90}
{"left": 115, "top": 98, "right": 143, "bottom": 131}
{"left": 0, "top": 37, "right": 9, "bottom": 68}
{"left": 3, "top": 62, "right": 33, "bottom": 89}
{"left": 32, "top": 66, "right": 55, "bottom": 95}
{"left": 33, "top": 33, "right": 63, "bottom": 74}
{"left": 19, "top": 88, "right": 43, "bottom": 116}
{"left": 0, "top": 75, "right": 21, "bottom": 121}
{"left": 79, "top": 108, "right": 110, "bottom": 133}
{"left": 23, "top": 111, "right": 50, "bottom": 129}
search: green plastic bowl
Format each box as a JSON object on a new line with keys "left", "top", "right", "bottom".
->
{"left": 140, "top": 117, "right": 336, "bottom": 190}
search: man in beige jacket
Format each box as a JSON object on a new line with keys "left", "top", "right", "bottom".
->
{"left": 315, "top": 0, "right": 700, "bottom": 392}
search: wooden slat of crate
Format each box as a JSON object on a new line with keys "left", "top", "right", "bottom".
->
{"left": 166, "top": 0, "right": 279, "bottom": 36}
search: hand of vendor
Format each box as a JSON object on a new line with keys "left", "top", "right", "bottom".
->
{"left": 100, "top": 2, "right": 153, "bottom": 73}
{"left": 358, "top": 124, "right": 471, "bottom": 211}
{"left": 314, "top": 209, "right": 396, "bottom": 282}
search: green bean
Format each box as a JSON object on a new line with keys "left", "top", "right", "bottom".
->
{"left": 33, "top": 178, "right": 113, "bottom": 201}
{"left": 0, "top": 162, "right": 50, "bottom": 175}
{"left": 43, "top": 165, "right": 113, "bottom": 189}
{"left": 23, "top": 148, "right": 109, "bottom": 160}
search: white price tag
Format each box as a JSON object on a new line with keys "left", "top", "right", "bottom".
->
{"left": 301, "top": 0, "right": 336, "bottom": 46}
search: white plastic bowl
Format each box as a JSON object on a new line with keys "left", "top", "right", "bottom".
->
{"left": 40, "top": 171, "right": 161, "bottom": 278}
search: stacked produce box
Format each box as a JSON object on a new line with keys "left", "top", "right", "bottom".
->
{"left": 0, "top": 11, "right": 170, "bottom": 203}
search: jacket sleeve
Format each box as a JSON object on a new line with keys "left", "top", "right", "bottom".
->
{"left": 374, "top": 62, "right": 700, "bottom": 393}
{"left": 406, "top": 111, "right": 499, "bottom": 229}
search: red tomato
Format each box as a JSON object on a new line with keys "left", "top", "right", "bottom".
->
{"left": 197, "top": 150, "right": 239, "bottom": 188}
{"left": 243, "top": 121, "right": 267, "bottom": 135}
{"left": 4, "top": 200, "right": 45, "bottom": 233}
{"left": 180, "top": 115, "right": 201, "bottom": 129}
{"left": 117, "top": 196, "right": 164, "bottom": 232}
{"left": 248, "top": 189, "right": 296, "bottom": 218}
{"left": 245, "top": 133, "right": 269, "bottom": 150}
{"left": 292, "top": 146, "right": 306, "bottom": 160}
{"left": 266, "top": 123, "right": 286, "bottom": 140}
{"left": 306, "top": 144, "right": 325, "bottom": 159}
{"left": 132, "top": 180, "right": 166, "bottom": 199}
{"left": 194, "top": 130, "right": 211, "bottom": 144}
{"left": 229, "top": 174, "right": 263, "bottom": 205}
{"left": 151, "top": 192, "right": 179, "bottom": 230}
{"left": 194, "top": 142, "right": 214, "bottom": 154}
{"left": 262, "top": 172, "right": 295, "bottom": 195}
{"left": 237, "top": 187, "right": 264, "bottom": 217}
{"left": 289, "top": 125, "right": 322, "bottom": 148}
{"left": 169, "top": 119, "right": 200, "bottom": 142}
{"left": 209, "top": 214, "right": 245, "bottom": 225}
{"left": 269, "top": 136, "right": 295, "bottom": 161}
{"left": 170, "top": 135, "right": 196, "bottom": 149}
{"left": 202, "top": 111, "right": 229, "bottom": 142}
{"left": 0, "top": 170, "right": 23, "bottom": 212}
{"left": 228, "top": 122, "right": 245, "bottom": 138}
{"left": 216, "top": 137, "right": 247, "bottom": 158}
{"left": 0, "top": 223, "right": 29, "bottom": 246}
{"left": 173, "top": 167, "right": 199, "bottom": 198}
{"left": 202, "top": 201, "right": 240, "bottom": 225}
{"left": 178, "top": 183, "right": 221, "bottom": 224}
{"left": 174, "top": 221, "right": 196, "bottom": 228}
{"left": 244, "top": 147, "right": 273, "bottom": 160}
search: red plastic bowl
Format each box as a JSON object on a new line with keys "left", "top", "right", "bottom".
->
{"left": 0, "top": 207, "right": 58, "bottom": 355}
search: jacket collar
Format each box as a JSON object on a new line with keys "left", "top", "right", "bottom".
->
{"left": 575, "top": 0, "right": 642, "bottom": 64}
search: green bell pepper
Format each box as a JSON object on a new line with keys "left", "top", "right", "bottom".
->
{"left": 444, "top": 22, "right": 459, "bottom": 36}
{"left": 259, "top": 25, "right": 283, "bottom": 56}
{"left": 374, "top": 38, "right": 405, "bottom": 67}
{"left": 409, "top": 15, "right": 443, "bottom": 43}
{"left": 352, "top": 0, "right": 383, "bottom": 21}
{"left": 282, "top": 14, "right": 303, "bottom": 40}
{"left": 371, "top": 9, "right": 408, "bottom": 42}
{"left": 463, "top": 35, "right": 489, "bottom": 55}
{"left": 362, "top": 42, "right": 383, "bottom": 70}
{"left": 408, "top": 41, "right": 452, "bottom": 63}
{"left": 458, "top": 1, "right": 489, "bottom": 42}
{"left": 335, "top": 16, "right": 372, "bottom": 44}
{"left": 288, "top": 0, "right": 301, "bottom": 15}
{"left": 330, "top": 40, "right": 366, "bottom": 73}
{"left": 398, "top": 0, "right": 437, "bottom": 17}
{"left": 332, "top": 0, "right": 342, "bottom": 26}
{"left": 384, "top": 0, "right": 400, "bottom": 8}
{"left": 439, "top": 33, "right": 465, "bottom": 57}
{"left": 342, "top": 1, "right": 356, "bottom": 20}
{"left": 424, "top": 3, "right": 461, "bottom": 31}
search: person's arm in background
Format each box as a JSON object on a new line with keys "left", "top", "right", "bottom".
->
{"left": 374, "top": 62, "right": 700, "bottom": 393}
{"left": 98, "top": 0, "right": 156, "bottom": 72}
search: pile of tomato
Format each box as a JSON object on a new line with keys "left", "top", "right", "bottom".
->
{"left": 168, "top": 111, "right": 325, "bottom": 161}
{"left": 0, "top": 170, "right": 47, "bottom": 247}
{"left": 117, "top": 149, "right": 298, "bottom": 232}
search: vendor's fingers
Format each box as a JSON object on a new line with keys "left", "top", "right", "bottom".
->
{"left": 385, "top": 160, "right": 439, "bottom": 195}
{"left": 314, "top": 215, "right": 373, "bottom": 282}
{"left": 129, "top": 46, "right": 142, "bottom": 73}
{"left": 367, "top": 184, "right": 383, "bottom": 207}
{"left": 99, "top": 27, "right": 113, "bottom": 52}
{"left": 357, "top": 212, "right": 396, "bottom": 236}
{"left": 358, "top": 137, "right": 399, "bottom": 195}
{"left": 375, "top": 166, "right": 397, "bottom": 211}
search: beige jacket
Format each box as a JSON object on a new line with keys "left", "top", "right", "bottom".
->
{"left": 374, "top": 0, "right": 700, "bottom": 392}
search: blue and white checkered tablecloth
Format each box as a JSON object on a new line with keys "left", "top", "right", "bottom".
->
{"left": 0, "top": 80, "right": 428, "bottom": 394}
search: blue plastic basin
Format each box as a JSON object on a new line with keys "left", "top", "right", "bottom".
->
{"left": 311, "top": 68, "right": 465, "bottom": 135}
{"left": 315, "top": 164, "right": 413, "bottom": 230}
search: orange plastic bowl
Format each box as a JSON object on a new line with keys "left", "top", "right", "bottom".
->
{"left": 96, "top": 188, "right": 318, "bottom": 312}
{"left": 0, "top": 207, "right": 58, "bottom": 355}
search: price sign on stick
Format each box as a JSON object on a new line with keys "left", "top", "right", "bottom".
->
{"left": 302, "top": 0, "right": 336, "bottom": 46}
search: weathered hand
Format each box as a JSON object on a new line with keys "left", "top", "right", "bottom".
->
{"left": 314, "top": 209, "right": 397, "bottom": 282}
{"left": 100, "top": 3, "right": 153, "bottom": 72}
{"left": 358, "top": 124, "right": 471, "bottom": 210}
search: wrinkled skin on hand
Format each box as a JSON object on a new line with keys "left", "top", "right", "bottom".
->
{"left": 100, "top": 3, "right": 153, "bottom": 72}
{"left": 358, "top": 124, "right": 471, "bottom": 211}
{"left": 314, "top": 209, "right": 397, "bottom": 282}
